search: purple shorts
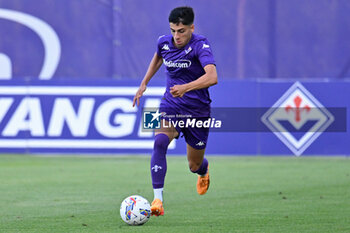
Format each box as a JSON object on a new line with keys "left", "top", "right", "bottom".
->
{"left": 159, "top": 99, "right": 210, "bottom": 150}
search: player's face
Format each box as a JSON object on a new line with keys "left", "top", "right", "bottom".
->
{"left": 170, "top": 22, "right": 194, "bottom": 48}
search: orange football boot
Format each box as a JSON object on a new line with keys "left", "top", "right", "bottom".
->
{"left": 151, "top": 198, "right": 164, "bottom": 216}
{"left": 197, "top": 166, "right": 210, "bottom": 195}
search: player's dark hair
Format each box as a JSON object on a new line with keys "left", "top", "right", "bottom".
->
{"left": 168, "top": 6, "right": 194, "bottom": 25}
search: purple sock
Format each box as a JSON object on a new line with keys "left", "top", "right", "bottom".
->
{"left": 151, "top": 134, "right": 169, "bottom": 189}
{"left": 192, "top": 157, "right": 208, "bottom": 176}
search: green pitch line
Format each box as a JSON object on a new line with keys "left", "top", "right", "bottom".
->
{"left": 0, "top": 155, "right": 349, "bottom": 233}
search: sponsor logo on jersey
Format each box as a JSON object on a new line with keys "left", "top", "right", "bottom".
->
{"left": 163, "top": 59, "right": 191, "bottom": 68}
{"left": 162, "top": 44, "right": 169, "bottom": 50}
{"left": 202, "top": 44, "right": 210, "bottom": 49}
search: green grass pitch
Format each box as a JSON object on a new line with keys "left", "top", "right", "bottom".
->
{"left": 0, "top": 155, "right": 349, "bottom": 233}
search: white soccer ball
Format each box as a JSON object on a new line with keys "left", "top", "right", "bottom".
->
{"left": 120, "top": 195, "right": 151, "bottom": 225}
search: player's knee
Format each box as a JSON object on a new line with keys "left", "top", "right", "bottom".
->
{"left": 153, "top": 133, "right": 170, "bottom": 151}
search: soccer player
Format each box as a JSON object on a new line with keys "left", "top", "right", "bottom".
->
{"left": 133, "top": 6, "right": 218, "bottom": 216}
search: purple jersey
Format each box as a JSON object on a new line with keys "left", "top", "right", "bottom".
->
{"left": 157, "top": 33, "right": 216, "bottom": 116}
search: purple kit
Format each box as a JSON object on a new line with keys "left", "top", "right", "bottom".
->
{"left": 156, "top": 33, "right": 216, "bottom": 149}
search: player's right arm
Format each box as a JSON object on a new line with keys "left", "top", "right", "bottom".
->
{"left": 133, "top": 52, "right": 163, "bottom": 107}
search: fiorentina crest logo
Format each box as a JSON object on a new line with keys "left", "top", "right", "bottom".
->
{"left": 261, "top": 82, "right": 334, "bottom": 156}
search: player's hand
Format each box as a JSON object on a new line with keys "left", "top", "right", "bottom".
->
{"left": 170, "top": 85, "right": 187, "bottom": 98}
{"left": 133, "top": 84, "right": 147, "bottom": 107}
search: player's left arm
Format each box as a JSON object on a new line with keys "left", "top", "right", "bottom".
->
{"left": 170, "top": 64, "right": 217, "bottom": 97}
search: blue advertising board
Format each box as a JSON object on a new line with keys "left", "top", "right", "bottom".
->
{"left": 0, "top": 79, "right": 348, "bottom": 156}
{"left": 209, "top": 79, "right": 349, "bottom": 156}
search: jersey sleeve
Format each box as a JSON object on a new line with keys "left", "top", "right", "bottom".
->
{"left": 156, "top": 35, "right": 165, "bottom": 57}
{"left": 196, "top": 38, "right": 216, "bottom": 68}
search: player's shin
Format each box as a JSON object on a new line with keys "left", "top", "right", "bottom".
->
{"left": 150, "top": 133, "right": 169, "bottom": 202}
{"left": 191, "top": 157, "right": 208, "bottom": 177}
